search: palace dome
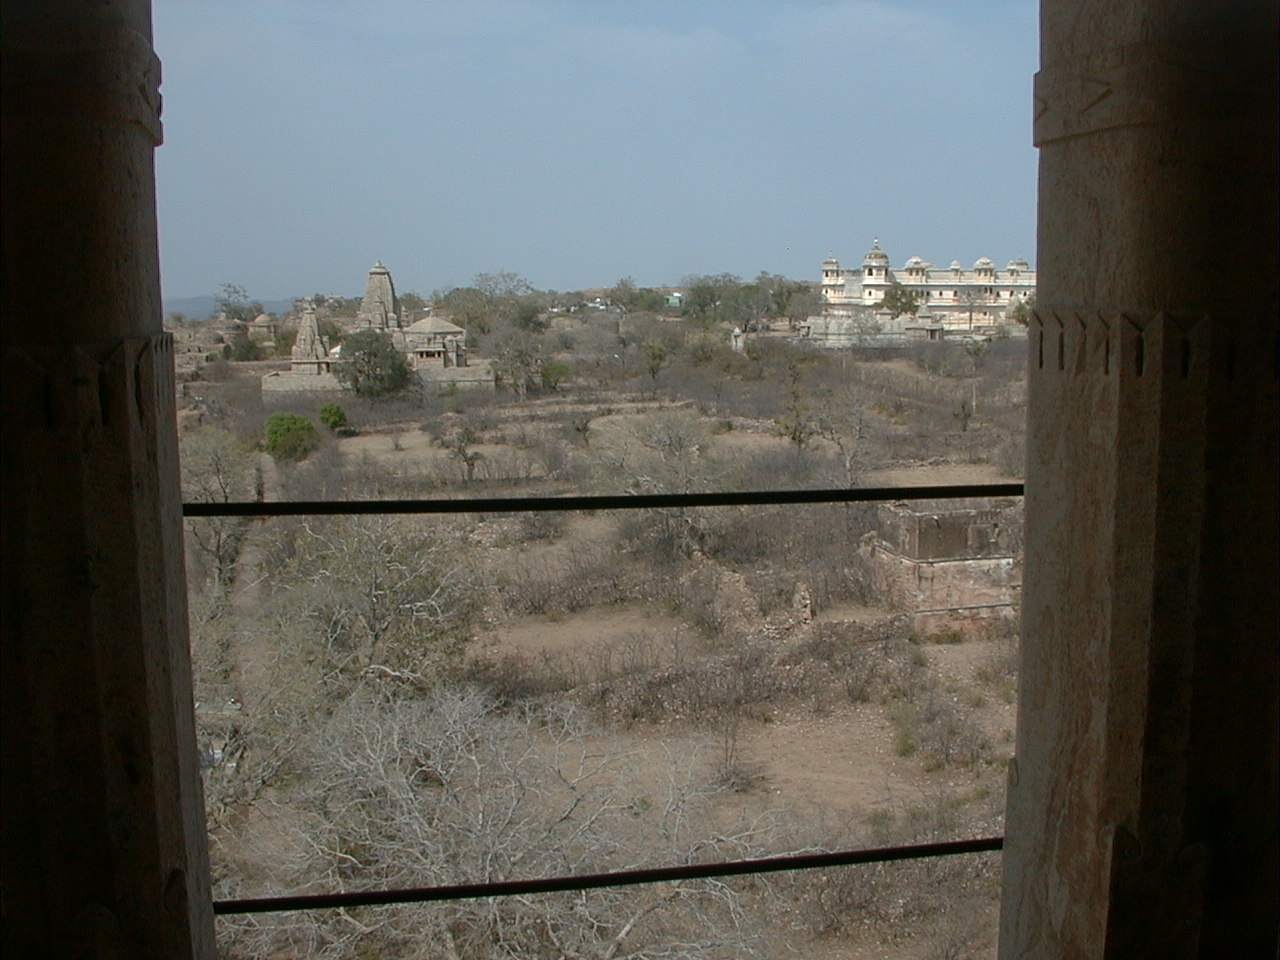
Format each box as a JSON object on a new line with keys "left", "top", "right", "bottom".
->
{"left": 974, "top": 256, "right": 995, "bottom": 269}
{"left": 863, "top": 241, "right": 890, "bottom": 265}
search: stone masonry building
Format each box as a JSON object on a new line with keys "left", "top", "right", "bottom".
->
{"left": 865, "top": 498, "right": 1022, "bottom": 637}
{"left": 821, "top": 240, "right": 1036, "bottom": 329}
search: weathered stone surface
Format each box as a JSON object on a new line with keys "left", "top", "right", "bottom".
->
{"left": 2, "top": 2, "right": 215, "bottom": 956}
{"left": 290, "top": 299, "right": 331, "bottom": 371}
{"left": 999, "top": 3, "right": 1277, "bottom": 956}
{"left": 358, "top": 260, "right": 401, "bottom": 330}
{"left": 866, "top": 500, "right": 1023, "bottom": 636}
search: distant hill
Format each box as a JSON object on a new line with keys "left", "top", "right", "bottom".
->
{"left": 163, "top": 295, "right": 299, "bottom": 321}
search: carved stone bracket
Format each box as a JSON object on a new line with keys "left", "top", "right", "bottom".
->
{"left": 1029, "top": 310, "right": 1220, "bottom": 380}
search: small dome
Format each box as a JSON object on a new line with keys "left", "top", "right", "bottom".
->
{"left": 974, "top": 256, "right": 995, "bottom": 270}
{"left": 863, "top": 239, "right": 890, "bottom": 265}
{"left": 905, "top": 255, "right": 925, "bottom": 268}
{"left": 1007, "top": 257, "right": 1029, "bottom": 270}
{"left": 823, "top": 254, "right": 840, "bottom": 266}
{"left": 950, "top": 260, "right": 963, "bottom": 271}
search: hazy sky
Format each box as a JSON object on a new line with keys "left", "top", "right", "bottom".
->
{"left": 154, "top": 1, "right": 1039, "bottom": 301}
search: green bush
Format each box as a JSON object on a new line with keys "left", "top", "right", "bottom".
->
{"left": 333, "top": 329, "right": 413, "bottom": 398}
{"left": 317, "top": 402, "right": 348, "bottom": 431}
{"left": 227, "top": 332, "right": 262, "bottom": 362}
{"left": 264, "top": 412, "right": 317, "bottom": 462}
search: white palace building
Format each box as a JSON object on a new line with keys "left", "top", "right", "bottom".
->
{"left": 806, "top": 240, "right": 1035, "bottom": 344}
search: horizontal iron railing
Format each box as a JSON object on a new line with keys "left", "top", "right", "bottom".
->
{"left": 214, "top": 837, "right": 1004, "bottom": 915}
{"left": 184, "top": 482, "right": 1025, "bottom": 518}
{"left": 191, "top": 482, "right": 1021, "bottom": 916}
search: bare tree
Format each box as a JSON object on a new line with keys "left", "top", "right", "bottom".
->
{"left": 955, "top": 287, "right": 990, "bottom": 328}
{"left": 814, "top": 386, "right": 872, "bottom": 488}
{"left": 271, "top": 515, "right": 480, "bottom": 684}
{"left": 180, "top": 426, "right": 259, "bottom": 593}
{"left": 591, "top": 412, "right": 731, "bottom": 558}
{"left": 214, "top": 689, "right": 774, "bottom": 959}
{"left": 444, "top": 425, "right": 485, "bottom": 483}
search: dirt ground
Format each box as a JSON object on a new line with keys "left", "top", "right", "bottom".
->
{"left": 335, "top": 403, "right": 1019, "bottom": 958}
{"left": 208, "top": 377, "right": 1020, "bottom": 958}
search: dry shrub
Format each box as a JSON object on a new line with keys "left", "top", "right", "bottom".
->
{"left": 499, "top": 545, "right": 635, "bottom": 616}
{"left": 778, "top": 796, "right": 1005, "bottom": 946}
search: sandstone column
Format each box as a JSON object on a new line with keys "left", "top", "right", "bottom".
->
{"left": 1000, "top": 2, "right": 1277, "bottom": 957}
{"left": 1, "top": 1, "right": 215, "bottom": 956}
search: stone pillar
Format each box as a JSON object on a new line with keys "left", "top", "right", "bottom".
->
{"left": 1, "top": 2, "right": 215, "bottom": 957}
{"left": 1000, "top": 2, "right": 1277, "bottom": 957}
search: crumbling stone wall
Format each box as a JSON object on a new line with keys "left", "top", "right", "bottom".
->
{"left": 867, "top": 499, "right": 1022, "bottom": 637}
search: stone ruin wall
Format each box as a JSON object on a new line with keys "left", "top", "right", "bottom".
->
{"left": 866, "top": 499, "right": 1023, "bottom": 638}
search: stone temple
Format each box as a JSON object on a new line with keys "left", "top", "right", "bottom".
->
{"left": 263, "top": 262, "right": 493, "bottom": 393}
{"left": 358, "top": 260, "right": 400, "bottom": 330}
{"left": 289, "top": 299, "right": 330, "bottom": 376}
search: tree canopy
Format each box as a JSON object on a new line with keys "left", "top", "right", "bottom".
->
{"left": 334, "top": 329, "right": 413, "bottom": 398}
{"left": 1007, "top": 292, "right": 1036, "bottom": 326}
{"left": 264, "top": 413, "right": 318, "bottom": 462}
{"left": 879, "top": 280, "right": 923, "bottom": 319}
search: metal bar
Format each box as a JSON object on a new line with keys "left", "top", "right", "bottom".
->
{"left": 185, "top": 484, "right": 1024, "bottom": 518}
{"left": 213, "top": 836, "right": 1003, "bottom": 915}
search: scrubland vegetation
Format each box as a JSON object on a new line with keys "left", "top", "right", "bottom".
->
{"left": 180, "top": 318, "right": 1025, "bottom": 959}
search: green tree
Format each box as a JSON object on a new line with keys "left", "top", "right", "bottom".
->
{"left": 880, "top": 280, "right": 923, "bottom": 318}
{"left": 721, "top": 283, "right": 773, "bottom": 331}
{"left": 333, "top": 329, "right": 413, "bottom": 398}
{"left": 489, "top": 328, "right": 545, "bottom": 398}
{"left": 776, "top": 358, "right": 817, "bottom": 450}
{"left": 272, "top": 326, "right": 298, "bottom": 357}
{"left": 1007, "top": 292, "right": 1036, "bottom": 326}
{"left": 317, "top": 402, "right": 348, "bottom": 431}
{"left": 317, "top": 317, "right": 346, "bottom": 347}
{"left": 434, "top": 286, "right": 492, "bottom": 332}
{"left": 508, "top": 299, "right": 546, "bottom": 332}
{"left": 226, "top": 331, "right": 262, "bottom": 361}
{"left": 634, "top": 287, "right": 668, "bottom": 313}
{"left": 644, "top": 341, "right": 668, "bottom": 380}
{"left": 323, "top": 295, "right": 361, "bottom": 316}
{"left": 540, "top": 359, "right": 571, "bottom": 390}
{"left": 399, "top": 291, "right": 427, "bottom": 317}
{"left": 681, "top": 273, "right": 742, "bottom": 321}
{"left": 264, "top": 413, "right": 317, "bottom": 462}
{"left": 609, "top": 276, "right": 640, "bottom": 316}
{"left": 752, "top": 272, "right": 813, "bottom": 319}
{"left": 439, "top": 271, "right": 541, "bottom": 335}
